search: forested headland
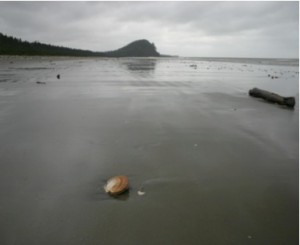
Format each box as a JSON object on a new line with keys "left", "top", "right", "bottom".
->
{"left": 0, "top": 33, "right": 160, "bottom": 57}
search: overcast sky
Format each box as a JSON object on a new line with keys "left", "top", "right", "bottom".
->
{"left": 0, "top": 1, "right": 298, "bottom": 58}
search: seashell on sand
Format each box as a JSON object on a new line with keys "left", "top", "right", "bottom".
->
{"left": 104, "top": 176, "right": 129, "bottom": 195}
{"left": 137, "top": 190, "right": 146, "bottom": 196}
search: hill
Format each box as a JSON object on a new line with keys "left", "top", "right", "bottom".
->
{"left": 0, "top": 33, "right": 160, "bottom": 57}
{"left": 105, "top": 39, "right": 159, "bottom": 57}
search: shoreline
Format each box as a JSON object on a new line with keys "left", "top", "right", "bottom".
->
{"left": 0, "top": 56, "right": 298, "bottom": 245}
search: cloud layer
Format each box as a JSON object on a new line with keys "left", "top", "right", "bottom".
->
{"left": 0, "top": 1, "right": 298, "bottom": 58}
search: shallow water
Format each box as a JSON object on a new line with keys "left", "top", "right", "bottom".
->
{"left": 0, "top": 56, "right": 298, "bottom": 245}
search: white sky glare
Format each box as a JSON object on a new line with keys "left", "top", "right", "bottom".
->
{"left": 0, "top": 1, "right": 298, "bottom": 58}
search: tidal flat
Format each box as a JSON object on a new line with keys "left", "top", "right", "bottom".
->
{"left": 0, "top": 56, "right": 298, "bottom": 245}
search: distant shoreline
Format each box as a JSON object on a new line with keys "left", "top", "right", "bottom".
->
{"left": 183, "top": 57, "right": 299, "bottom": 67}
{"left": 0, "top": 55, "right": 298, "bottom": 67}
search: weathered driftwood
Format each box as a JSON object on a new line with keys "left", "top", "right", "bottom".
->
{"left": 249, "top": 87, "right": 295, "bottom": 108}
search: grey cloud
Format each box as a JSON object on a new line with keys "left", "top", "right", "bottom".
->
{"left": 114, "top": 2, "right": 298, "bottom": 35}
{"left": 0, "top": 1, "right": 298, "bottom": 58}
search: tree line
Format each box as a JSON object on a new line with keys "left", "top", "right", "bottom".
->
{"left": 0, "top": 33, "right": 160, "bottom": 57}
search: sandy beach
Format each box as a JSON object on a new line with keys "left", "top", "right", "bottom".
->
{"left": 0, "top": 56, "right": 298, "bottom": 244}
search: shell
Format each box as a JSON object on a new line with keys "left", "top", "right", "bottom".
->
{"left": 104, "top": 176, "right": 129, "bottom": 195}
{"left": 137, "top": 190, "right": 145, "bottom": 196}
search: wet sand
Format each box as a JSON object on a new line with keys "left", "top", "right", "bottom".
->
{"left": 0, "top": 56, "right": 298, "bottom": 244}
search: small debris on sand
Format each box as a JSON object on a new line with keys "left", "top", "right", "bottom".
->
{"left": 57, "top": 74, "right": 60, "bottom": 79}
{"left": 137, "top": 190, "right": 146, "bottom": 196}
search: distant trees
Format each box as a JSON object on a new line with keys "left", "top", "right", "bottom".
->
{"left": 0, "top": 33, "right": 102, "bottom": 56}
{"left": 0, "top": 33, "right": 160, "bottom": 57}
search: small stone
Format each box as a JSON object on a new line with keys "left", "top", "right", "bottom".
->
{"left": 57, "top": 74, "right": 60, "bottom": 79}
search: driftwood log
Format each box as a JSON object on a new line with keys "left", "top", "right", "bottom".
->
{"left": 249, "top": 87, "right": 295, "bottom": 108}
